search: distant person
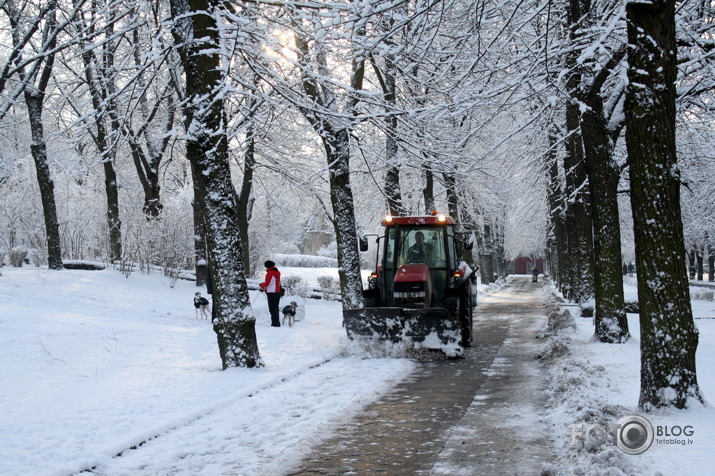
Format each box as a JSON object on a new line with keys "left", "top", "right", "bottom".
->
{"left": 206, "top": 265, "right": 217, "bottom": 323}
{"left": 532, "top": 267, "right": 539, "bottom": 283}
{"left": 623, "top": 263, "right": 628, "bottom": 276}
{"left": 628, "top": 262, "right": 635, "bottom": 276}
{"left": 260, "top": 260, "right": 282, "bottom": 327}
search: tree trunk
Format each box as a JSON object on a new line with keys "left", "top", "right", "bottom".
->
{"left": 321, "top": 127, "right": 365, "bottom": 311}
{"left": 546, "top": 128, "right": 567, "bottom": 290}
{"left": 563, "top": 103, "right": 595, "bottom": 303}
{"left": 292, "top": 21, "right": 367, "bottom": 311}
{"left": 581, "top": 92, "right": 629, "bottom": 342}
{"left": 474, "top": 216, "right": 492, "bottom": 284}
{"left": 104, "top": 162, "right": 122, "bottom": 262}
{"left": 170, "top": 0, "right": 261, "bottom": 369}
{"left": 25, "top": 91, "right": 63, "bottom": 270}
{"left": 192, "top": 168, "right": 208, "bottom": 287}
{"left": 127, "top": 29, "right": 176, "bottom": 220}
{"left": 236, "top": 115, "right": 256, "bottom": 278}
{"left": 562, "top": 0, "right": 595, "bottom": 304}
{"left": 8, "top": 1, "right": 63, "bottom": 270}
{"left": 443, "top": 173, "right": 459, "bottom": 220}
{"left": 128, "top": 136, "right": 164, "bottom": 218}
{"left": 479, "top": 225, "right": 495, "bottom": 284}
{"left": 79, "top": 34, "right": 122, "bottom": 262}
{"left": 383, "top": 61, "right": 404, "bottom": 217}
{"left": 494, "top": 223, "right": 506, "bottom": 278}
{"left": 626, "top": 0, "right": 702, "bottom": 409}
{"left": 422, "top": 163, "right": 435, "bottom": 214}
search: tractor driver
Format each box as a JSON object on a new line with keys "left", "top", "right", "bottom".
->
{"left": 407, "top": 231, "right": 434, "bottom": 265}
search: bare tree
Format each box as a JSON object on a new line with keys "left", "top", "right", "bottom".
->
{"left": 61, "top": 0, "right": 125, "bottom": 261}
{"left": 170, "top": 0, "right": 262, "bottom": 368}
{"left": 125, "top": 19, "right": 178, "bottom": 219}
{"left": 3, "top": 0, "right": 65, "bottom": 269}
{"left": 286, "top": 5, "right": 367, "bottom": 310}
{"left": 625, "top": 0, "right": 703, "bottom": 409}
{"left": 565, "top": 0, "right": 629, "bottom": 341}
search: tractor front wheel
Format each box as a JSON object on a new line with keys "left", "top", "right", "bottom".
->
{"left": 441, "top": 296, "right": 471, "bottom": 348}
{"left": 459, "top": 289, "right": 473, "bottom": 347}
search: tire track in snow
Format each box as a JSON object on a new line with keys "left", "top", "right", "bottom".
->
{"left": 70, "top": 354, "right": 339, "bottom": 475}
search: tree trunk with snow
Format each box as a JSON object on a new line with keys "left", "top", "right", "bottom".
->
{"left": 563, "top": 93, "right": 594, "bottom": 303}
{"left": 383, "top": 68, "right": 404, "bottom": 217}
{"left": 566, "top": 0, "right": 629, "bottom": 340}
{"left": 5, "top": 1, "right": 63, "bottom": 270}
{"left": 192, "top": 168, "right": 208, "bottom": 287}
{"left": 77, "top": 28, "right": 122, "bottom": 262}
{"left": 236, "top": 115, "right": 256, "bottom": 278}
{"left": 293, "top": 23, "right": 365, "bottom": 311}
{"left": 170, "top": 0, "right": 261, "bottom": 368}
{"left": 422, "top": 163, "right": 436, "bottom": 214}
{"left": 480, "top": 222, "right": 495, "bottom": 284}
{"left": 25, "top": 90, "right": 63, "bottom": 270}
{"left": 312, "top": 126, "right": 364, "bottom": 311}
{"left": 126, "top": 29, "right": 177, "bottom": 220}
{"left": 626, "top": 0, "right": 702, "bottom": 409}
{"left": 546, "top": 129, "right": 567, "bottom": 290}
{"left": 127, "top": 135, "right": 164, "bottom": 218}
{"left": 443, "top": 173, "right": 459, "bottom": 221}
{"left": 561, "top": 0, "right": 595, "bottom": 304}
{"left": 371, "top": 48, "right": 405, "bottom": 217}
{"left": 581, "top": 89, "right": 629, "bottom": 343}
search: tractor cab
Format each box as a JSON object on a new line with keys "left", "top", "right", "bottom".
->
{"left": 366, "top": 214, "right": 463, "bottom": 309}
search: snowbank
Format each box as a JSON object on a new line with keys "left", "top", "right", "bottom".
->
{"left": 538, "top": 280, "right": 715, "bottom": 476}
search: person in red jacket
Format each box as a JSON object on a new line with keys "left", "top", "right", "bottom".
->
{"left": 260, "top": 260, "right": 282, "bottom": 327}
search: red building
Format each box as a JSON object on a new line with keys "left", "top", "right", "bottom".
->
{"left": 512, "top": 256, "right": 547, "bottom": 274}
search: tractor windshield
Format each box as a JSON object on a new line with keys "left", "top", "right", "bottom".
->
{"left": 377, "top": 222, "right": 458, "bottom": 306}
{"left": 395, "top": 228, "right": 446, "bottom": 268}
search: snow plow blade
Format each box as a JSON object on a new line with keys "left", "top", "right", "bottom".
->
{"left": 343, "top": 307, "right": 463, "bottom": 357}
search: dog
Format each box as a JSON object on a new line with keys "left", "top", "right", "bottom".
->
{"left": 282, "top": 301, "right": 298, "bottom": 327}
{"left": 194, "top": 292, "right": 210, "bottom": 319}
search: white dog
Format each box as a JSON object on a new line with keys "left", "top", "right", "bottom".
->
{"left": 282, "top": 301, "right": 298, "bottom": 327}
{"left": 194, "top": 292, "right": 210, "bottom": 319}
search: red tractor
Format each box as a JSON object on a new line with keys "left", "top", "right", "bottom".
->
{"left": 343, "top": 213, "right": 476, "bottom": 357}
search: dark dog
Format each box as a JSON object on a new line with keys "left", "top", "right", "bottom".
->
{"left": 282, "top": 301, "right": 298, "bottom": 327}
{"left": 194, "top": 292, "right": 210, "bottom": 319}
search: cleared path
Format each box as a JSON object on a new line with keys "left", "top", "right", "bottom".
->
{"left": 287, "top": 276, "right": 554, "bottom": 475}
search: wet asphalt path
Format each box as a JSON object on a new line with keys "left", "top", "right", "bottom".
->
{"left": 287, "top": 276, "right": 554, "bottom": 475}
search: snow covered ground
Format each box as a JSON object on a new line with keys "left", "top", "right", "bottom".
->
{"left": 0, "top": 266, "right": 415, "bottom": 476}
{"left": 1, "top": 266, "right": 713, "bottom": 475}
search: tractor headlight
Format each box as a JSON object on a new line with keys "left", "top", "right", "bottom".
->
{"left": 393, "top": 282, "right": 427, "bottom": 303}
{"left": 394, "top": 291, "right": 427, "bottom": 299}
